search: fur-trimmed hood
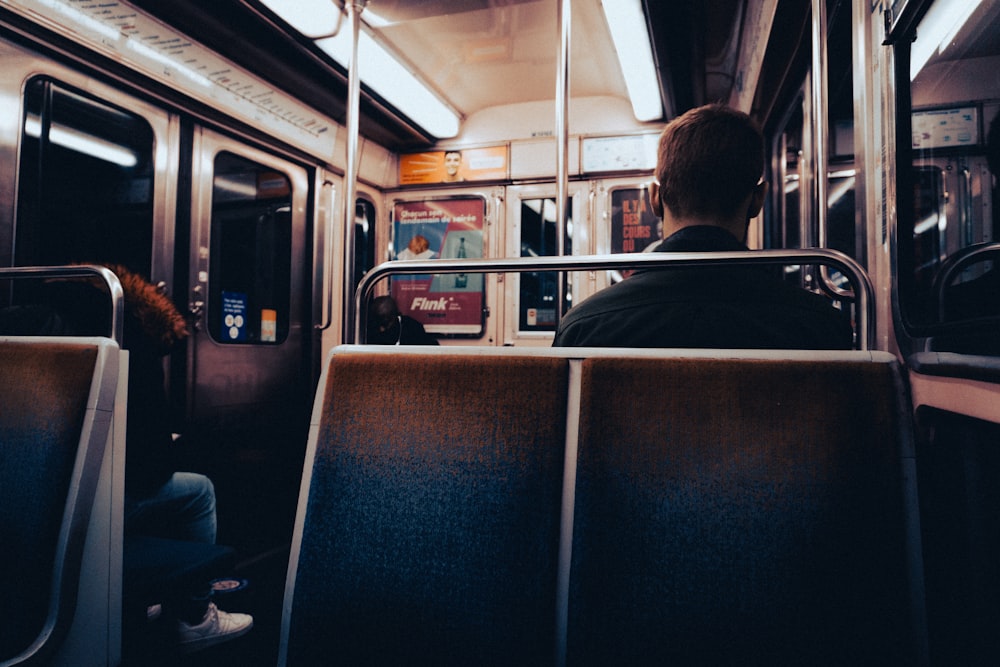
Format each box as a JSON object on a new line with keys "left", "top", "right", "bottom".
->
{"left": 103, "top": 264, "right": 189, "bottom": 354}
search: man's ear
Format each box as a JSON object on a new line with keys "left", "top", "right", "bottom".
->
{"left": 747, "top": 180, "right": 768, "bottom": 218}
{"left": 648, "top": 180, "right": 663, "bottom": 217}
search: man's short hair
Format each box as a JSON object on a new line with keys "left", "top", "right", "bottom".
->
{"left": 655, "top": 103, "right": 765, "bottom": 221}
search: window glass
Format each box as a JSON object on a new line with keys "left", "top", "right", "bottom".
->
{"left": 898, "top": 0, "right": 1000, "bottom": 345}
{"left": 208, "top": 152, "right": 292, "bottom": 344}
{"left": 16, "top": 78, "right": 155, "bottom": 275}
{"left": 353, "top": 198, "right": 377, "bottom": 295}
{"left": 519, "top": 197, "right": 572, "bottom": 331}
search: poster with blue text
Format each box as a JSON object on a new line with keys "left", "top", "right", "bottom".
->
{"left": 392, "top": 197, "right": 485, "bottom": 335}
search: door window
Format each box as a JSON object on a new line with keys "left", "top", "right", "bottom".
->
{"left": 208, "top": 152, "right": 292, "bottom": 344}
{"left": 519, "top": 197, "right": 572, "bottom": 331}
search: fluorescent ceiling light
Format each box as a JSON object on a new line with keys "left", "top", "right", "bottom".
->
{"left": 601, "top": 0, "right": 662, "bottom": 122}
{"left": 24, "top": 115, "right": 138, "bottom": 167}
{"left": 261, "top": 0, "right": 459, "bottom": 138}
{"left": 910, "top": 0, "right": 984, "bottom": 80}
{"left": 316, "top": 28, "right": 460, "bottom": 138}
{"left": 258, "top": 0, "right": 342, "bottom": 39}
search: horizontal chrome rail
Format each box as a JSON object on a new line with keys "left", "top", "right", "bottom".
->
{"left": 0, "top": 265, "right": 125, "bottom": 345}
{"left": 354, "top": 248, "right": 874, "bottom": 350}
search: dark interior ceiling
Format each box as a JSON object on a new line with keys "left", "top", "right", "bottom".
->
{"left": 645, "top": 0, "right": 828, "bottom": 134}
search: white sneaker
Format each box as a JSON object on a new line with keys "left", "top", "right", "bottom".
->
{"left": 177, "top": 601, "right": 253, "bottom": 653}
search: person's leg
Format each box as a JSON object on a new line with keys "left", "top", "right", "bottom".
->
{"left": 125, "top": 472, "right": 251, "bottom": 650}
{"left": 125, "top": 472, "right": 217, "bottom": 544}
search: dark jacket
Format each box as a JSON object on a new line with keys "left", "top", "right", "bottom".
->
{"left": 367, "top": 314, "right": 439, "bottom": 345}
{"left": 553, "top": 226, "right": 854, "bottom": 350}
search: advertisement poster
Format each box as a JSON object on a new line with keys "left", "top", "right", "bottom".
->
{"left": 610, "top": 188, "right": 661, "bottom": 279}
{"left": 392, "top": 198, "right": 485, "bottom": 334}
{"left": 911, "top": 106, "right": 979, "bottom": 150}
{"left": 399, "top": 146, "right": 508, "bottom": 185}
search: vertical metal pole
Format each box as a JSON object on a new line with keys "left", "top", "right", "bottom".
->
{"left": 554, "top": 0, "right": 571, "bottom": 323}
{"left": 342, "top": 1, "right": 364, "bottom": 343}
{"left": 811, "top": 0, "right": 829, "bottom": 248}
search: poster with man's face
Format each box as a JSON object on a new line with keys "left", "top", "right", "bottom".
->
{"left": 399, "top": 146, "right": 508, "bottom": 185}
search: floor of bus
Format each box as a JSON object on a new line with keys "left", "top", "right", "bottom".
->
{"left": 121, "top": 424, "right": 307, "bottom": 667}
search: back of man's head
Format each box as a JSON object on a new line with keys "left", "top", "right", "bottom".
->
{"left": 371, "top": 295, "right": 400, "bottom": 328}
{"left": 655, "top": 104, "right": 764, "bottom": 222}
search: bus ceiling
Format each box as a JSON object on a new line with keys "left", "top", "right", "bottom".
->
{"left": 124, "top": 0, "right": 808, "bottom": 152}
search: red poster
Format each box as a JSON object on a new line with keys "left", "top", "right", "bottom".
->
{"left": 610, "top": 187, "right": 662, "bottom": 279}
{"left": 391, "top": 198, "right": 485, "bottom": 335}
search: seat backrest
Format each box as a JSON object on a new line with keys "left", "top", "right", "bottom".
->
{"left": 0, "top": 337, "right": 118, "bottom": 666}
{"left": 281, "top": 350, "right": 570, "bottom": 666}
{"left": 566, "top": 352, "right": 926, "bottom": 665}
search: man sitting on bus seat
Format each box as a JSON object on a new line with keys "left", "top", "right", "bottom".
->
{"left": 367, "top": 295, "right": 439, "bottom": 345}
{"left": 553, "top": 103, "right": 853, "bottom": 350}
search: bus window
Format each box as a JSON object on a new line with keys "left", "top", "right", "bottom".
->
{"left": 16, "top": 78, "right": 155, "bottom": 275}
{"left": 519, "top": 197, "right": 572, "bottom": 332}
{"left": 207, "top": 152, "right": 292, "bottom": 345}
{"left": 897, "top": 0, "right": 1000, "bottom": 344}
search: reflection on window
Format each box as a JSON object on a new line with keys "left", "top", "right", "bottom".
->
{"left": 901, "top": 0, "right": 1000, "bottom": 340}
{"left": 353, "top": 198, "right": 377, "bottom": 295}
{"left": 519, "top": 198, "right": 571, "bottom": 331}
{"left": 208, "top": 152, "right": 292, "bottom": 345}
{"left": 16, "top": 78, "right": 155, "bottom": 275}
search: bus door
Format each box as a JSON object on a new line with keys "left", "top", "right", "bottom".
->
{"left": 503, "top": 184, "right": 586, "bottom": 346}
{"left": 187, "top": 127, "right": 311, "bottom": 447}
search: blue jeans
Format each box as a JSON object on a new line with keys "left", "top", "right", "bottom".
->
{"left": 125, "top": 472, "right": 217, "bottom": 544}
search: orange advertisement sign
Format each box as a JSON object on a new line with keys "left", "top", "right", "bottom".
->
{"left": 399, "top": 146, "right": 508, "bottom": 185}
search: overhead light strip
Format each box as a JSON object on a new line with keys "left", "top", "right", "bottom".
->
{"left": 260, "top": 0, "right": 460, "bottom": 138}
{"left": 600, "top": 0, "right": 662, "bottom": 122}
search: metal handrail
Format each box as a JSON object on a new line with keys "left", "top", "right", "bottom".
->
{"left": 933, "top": 242, "right": 1000, "bottom": 320}
{"left": 353, "top": 248, "right": 874, "bottom": 350}
{"left": 0, "top": 265, "right": 125, "bottom": 345}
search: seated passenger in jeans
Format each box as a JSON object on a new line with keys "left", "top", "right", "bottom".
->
{"left": 1, "top": 265, "right": 252, "bottom": 653}
{"left": 553, "top": 103, "right": 853, "bottom": 350}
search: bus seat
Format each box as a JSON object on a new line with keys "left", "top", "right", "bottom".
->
{"left": 566, "top": 352, "right": 927, "bottom": 665}
{"left": 280, "top": 351, "right": 568, "bottom": 666}
{"left": 0, "top": 337, "right": 119, "bottom": 666}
